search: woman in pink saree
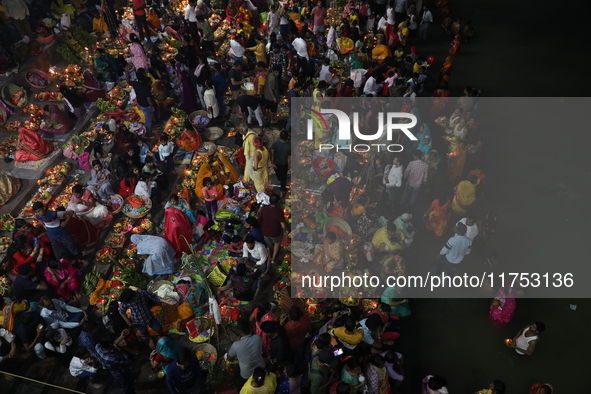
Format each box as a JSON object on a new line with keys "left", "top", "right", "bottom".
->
{"left": 163, "top": 206, "right": 193, "bottom": 258}
{"left": 67, "top": 184, "right": 112, "bottom": 228}
{"left": 490, "top": 287, "right": 516, "bottom": 324}
{"left": 44, "top": 259, "right": 81, "bottom": 300}
{"left": 250, "top": 303, "right": 277, "bottom": 359}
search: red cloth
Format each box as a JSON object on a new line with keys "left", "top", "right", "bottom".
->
{"left": 10, "top": 251, "right": 35, "bottom": 276}
{"left": 163, "top": 207, "right": 193, "bottom": 258}
{"left": 14, "top": 127, "right": 53, "bottom": 161}
{"left": 66, "top": 217, "right": 99, "bottom": 248}
{"left": 257, "top": 206, "right": 284, "bottom": 238}
{"left": 284, "top": 314, "right": 312, "bottom": 348}
{"left": 132, "top": 0, "right": 146, "bottom": 15}
{"left": 119, "top": 177, "right": 137, "bottom": 198}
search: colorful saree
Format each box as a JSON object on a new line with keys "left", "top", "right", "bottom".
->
{"left": 490, "top": 287, "right": 516, "bottom": 324}
{"left": 176, "top": 128, "right": 202, "bottom": 152}
{"left": 15, "top": 128, "right": 53, "bottom": 162}
{"left": 425, "top": 199, "right": 451, "bottom": 239}
{"left": 452, "top": 180, "right": 476, "bottom": 215}
{"left": 44, "top": 259, "right": 80, "bottom": 300}
{"left": 163, "top": 207, "right": 193, "bottom": 258}
{"left": 445, "top": 144, "right": 467, "bottom": 185}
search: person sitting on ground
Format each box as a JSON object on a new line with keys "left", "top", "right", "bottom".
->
{"left": 15, "top": 310, "right": 47, "bottom": 359}
{"left": 118, "top": 288, "right": 176, "bottom": 349}
{"left": 12, "top": 263, "right": 49, "bottom": 302}
{"left": 40, "top": 296, "right": 86, "bottom": 330}
{"left": 230, "top": 262, "right": 262, "bottom": 302}
{"left": 150, "top": 336, "right": 184, "bottom": 374}
{"left": 44, "top": 259, "right": 81, "bottom": 300}
{"left": 372, "top": 221, "right": 405, "bottom": 253}
{"left": 228, "top": 235, "right": 245, "bottom": 257}
{"left": 43, "top": 327, "right": 73, "bottom": 355}
{"left": 69, "top": 346, "right": 103, "bottom": 388}
{"left": 242, "top": 216, "right": 266, "bottom": 246}
{"left": 242, "top": 234, "right": 269, "bottom": 269}
{"left": 166, "top": 347, "right": 204, "bottom": 394}
{"left": 393, "top": 213, "right": 416, "bottom": 247}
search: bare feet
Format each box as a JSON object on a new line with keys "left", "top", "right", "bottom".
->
{"left": 90, "top": 382, "right": 104, "bottom": 389}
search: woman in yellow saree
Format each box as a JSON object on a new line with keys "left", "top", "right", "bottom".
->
{"left": 194, "top": 160, "right": 224, "bottom": 203}
{"left": 212, "top": 152, "right": 239, "bottom": 186}
{"left": 251, "top": 137, "right": 269, "bottom": 193}
{"left": 240, "top": 125, "right": 258, "bottom": 182}
{"left": 445, "top": 140, "right": 467, "bottom": 185}
{"left": 452, "top": 175, "right": 478, "bottom": 215}
{"left": 372, "top": 44, "right": 391, "bottom": 64}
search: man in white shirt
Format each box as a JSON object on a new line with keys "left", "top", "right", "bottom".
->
{"left": 40, "top": 296, "right": 86, "bottom": 329}
{"left": 419, "top": 5, "right": 433, "bottom": 40}
{"left": 230, "top": 34, "right": 246, "bottom": 63}
{"left": 457, "top": 215, "right": 479, "bottom": 241}
{"left": 363, "top": 74, "right": 384, "bottom": 96}
{"left": 384, "top": 155, "right": 403, "bottom": 202}
{"left": 292, "top": 35, "right": 309, "bottom": 59}
{"left": 70, "top": 347, "right": 102, "bottom": 388}
{"left": 242, "top": 234, "right": 269, "bottom": 269}
{"left": 185, "top": 0, "right": 199, "bottom": 42}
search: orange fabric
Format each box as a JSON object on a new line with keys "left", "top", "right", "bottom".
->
{"left": 128, "top": 196, "right": 145, "bottom": 208}
{"left": 15, "top": 127, "right": 53, "bottom": 161}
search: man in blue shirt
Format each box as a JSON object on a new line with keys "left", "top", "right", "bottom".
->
{"left": 166, "top": 347, "right": 203, "bottom": 394}
{"left": 436, "top": 222, "right": 471, "bottom": 276}
{"left": 33, "top": 202, "right": 82, "bottom": 263}
{"left": 95, "top": 333, "right": 135, "bottom": 394}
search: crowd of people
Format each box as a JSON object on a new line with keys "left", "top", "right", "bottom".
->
{"left": 0, "top": 0, "right": 557, "bottom": 393}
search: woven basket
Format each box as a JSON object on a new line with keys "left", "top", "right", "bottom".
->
{"left": 196, "top": 141, "right": 217, "bottom": 156}
{"left": 324, "top": 217, "right": 353, "bottom": 242}
{"left": 108, "top": 194, "right": 124, "bottom": 214}
{"left": 26, "top": 69, "right": 53, "bottom": 89}
{"left": 193, "top": 342, "right": 218, "bottom": 370}
{"left": 204, "top": 126, "right": 224, "bottom": 141}
{"left": 122, "top": 195, "right": 152, "bottom": 218}
{"left": 1, "top": 84, "right": 28, "bottom": 108}
{"left": 190, "top": 110, "right": 210, "bottom": 128}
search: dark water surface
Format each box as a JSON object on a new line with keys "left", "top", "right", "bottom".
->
{"left": 398, "top": 0, "right": 591, "bottom": 392}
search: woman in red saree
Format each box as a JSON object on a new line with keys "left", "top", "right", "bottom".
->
{"left": 56, "top": 207, "right": 99, "bottom": 249}
{"left": 424, "top": 194, "right": 452, "bottom": 240}
{"left": 7, "top": 234, "right": 45, "bottom": 275}
{"left": 14, "top": 219, "right": 53, "bottom": 261}
{"left": 250, "top": 303, "right": 277, "bottom": 358}
{"left": 163, "top": 207, "right": 193, "bottom": 258}
{"left": 14, "top": 127, "right": 53, "bottom": 162}
{"left": 81, "top": 70, "right": 106, "bottom": 102}
{"left": 176, "top": 120, "right": 202, "bottom": 152}
{"left": 44, "top": 259, "right": 81, "bottom": 300}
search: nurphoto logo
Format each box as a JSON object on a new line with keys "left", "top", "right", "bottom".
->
{"left": 304, "top": 108, "right": 419, "bottom": 153}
